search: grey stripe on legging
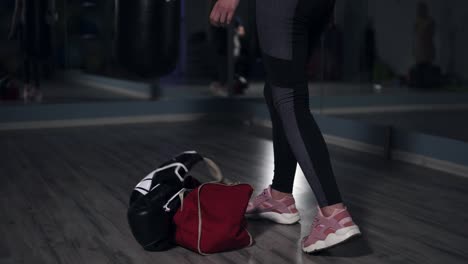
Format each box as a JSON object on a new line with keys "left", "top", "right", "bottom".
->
{"left": 271, "top": 85, "right": 332, "bottom": 206}
{"left": 257, "top": 0, "right": 341, "bottom": 207}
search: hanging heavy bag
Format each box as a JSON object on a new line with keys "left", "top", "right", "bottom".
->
{"left": 116, "top": 0, "right": 180, "bottom": 77}
{"left": 173, "top": 159, "right": 254, "bottom": 255}
{"left": 127, "top": 150, "right": 209, "bottom": 251}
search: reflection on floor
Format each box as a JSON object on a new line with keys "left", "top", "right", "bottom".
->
{"left": 242, "top": 82, "right": 415, "bottom": 98}
{"left": 334, "top": 109, "right": 468, "bottom": 142}
{"left": 43, "top": 78, "right": 139, "bottom": 103}
{"left": 1, "top": 120, "right": 467, "bottom": 263}
{"left": 160, "top": 81, "right": 441, "bottom": 99}
{"left": 3, "top": 67, "right": 467, "bottom": 104}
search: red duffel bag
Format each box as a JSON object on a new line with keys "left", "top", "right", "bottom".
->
{"left": 173, "top": 158, "right": 254, "bottom": 255}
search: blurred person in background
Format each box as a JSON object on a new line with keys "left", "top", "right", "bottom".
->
{"left": 233, "top": 17, "right": 250, "bottom": 95}
{"left": 414, "top": 1, "right": 435, "bottom": 65}
{"left": 9, "top": 0, "right": 55, "bottom": 102}
{"left": 209, "top": 16, "right": 228, "bottom": 97}
{"left": 360, "top": 18, "right": 376, "bottom": 83}
{"left": 210, "top": 16, "right": 249, "bottom": 96}
{"left": 409, "top": 1, "right": 441, "bottom": 88}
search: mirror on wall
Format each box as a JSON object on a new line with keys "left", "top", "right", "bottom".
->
{"left": 1, "top": 0, "right": 467, "bottom": 138}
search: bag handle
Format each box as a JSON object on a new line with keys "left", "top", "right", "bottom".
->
{"left": 202, "top": 157, "right": 233, "bottom": 184}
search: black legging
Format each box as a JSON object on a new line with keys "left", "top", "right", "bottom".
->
{"left": 257, "top": 0, "right": 341, "bottom": 207}
{"left": 18, "top": 24, "right": 41, "bottom": 89}
{"left": 23, "top": 58, "right": 40, "bottom": 88}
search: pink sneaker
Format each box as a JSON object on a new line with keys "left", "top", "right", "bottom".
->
{"left": 245, "top": 185, "right": 300, "bottom": 224}
{"left": 302, "top": 206, "right": 361, "bottom": 253}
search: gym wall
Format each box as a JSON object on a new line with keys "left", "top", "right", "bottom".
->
{"left": 368, "top": 0, "right": 468, "bottom": 80}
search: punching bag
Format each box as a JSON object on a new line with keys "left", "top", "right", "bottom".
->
{"left": 23, "top": 0, "right": 52, "bottom": 59}
{"left": 117, "top": 0, "right": 180, "bottom": 77}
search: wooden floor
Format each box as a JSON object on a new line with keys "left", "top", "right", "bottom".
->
{"left": 1, "top": 119, "right": 467, "bottom": 264}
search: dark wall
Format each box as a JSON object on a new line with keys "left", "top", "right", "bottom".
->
{"left": 335, "top": 0, "right": 368, "bottom": 81}
{"left": 333, "top": 0, "right": 468, "bottom": 82}
{"left": 0, "top": 1, "right": 19, "bottom": 73}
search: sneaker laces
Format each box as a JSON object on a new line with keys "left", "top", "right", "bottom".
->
{"left": 303, "top": 216, "right": 320, "bottom": 243}
{"left": 312, "top": 215, "right": 321, "bottom": 228}
{"left": 253, "top": 188, "right": 269, "bottom": 203}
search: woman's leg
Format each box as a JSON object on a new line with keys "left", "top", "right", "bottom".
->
{"left": 244, "top": 81, "right": 301, "bottom": 224}
{"left": 23, "top": 57, "right": 31, "bottom": 85}
{"left": 257, "top": 0, "right": 341, "bottom": 208}
{"left": 266, "top": 83, "right": 343, "bottom": 207}
{"left": 31, "top": 58, "right": 43, "bottom": 101}
{"left": 264, "top": 82, "right": 297, "bottom": 195}
{"left": 257, "top": 0, "right": 361, "bottom": 252}
{"left": 32, "top": 58, "right": 40, "bottom": 89}
{"left": 22, "top": 57, "right": 33, "bottom": 101}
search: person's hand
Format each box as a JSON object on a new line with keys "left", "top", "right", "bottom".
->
{"left": 210, "top": 0, "right": 240, "bottom": 27}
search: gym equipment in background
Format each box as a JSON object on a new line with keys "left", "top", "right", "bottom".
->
{"left": 116, "top": 0, "right": 180, "bottom": 77}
